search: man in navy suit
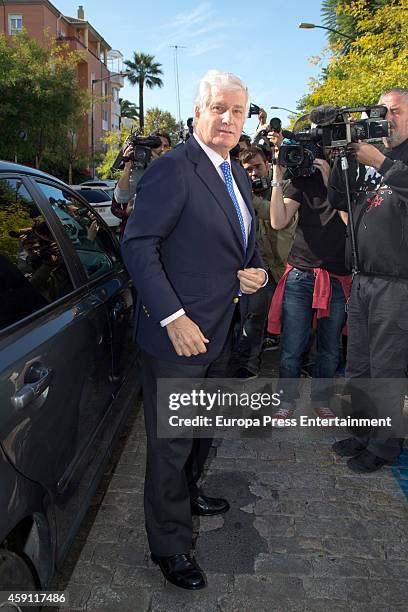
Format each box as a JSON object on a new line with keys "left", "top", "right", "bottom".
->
{"left": 122, "top": 70, "right": 266, "bottom": 590}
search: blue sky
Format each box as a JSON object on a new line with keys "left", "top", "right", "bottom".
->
{"left": 55, "top": 0, "right": 329, "bottom": 132}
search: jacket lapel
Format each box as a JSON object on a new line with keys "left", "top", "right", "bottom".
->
{"left": 186, "top": 138, "right": 246, "bottom": 253}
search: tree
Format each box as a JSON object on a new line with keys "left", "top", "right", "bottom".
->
{"left": 0, "top": 32, "right": 89, "bottom": 171}
{"left": 144, "top": 108, "right": 180, "bottom": 144}
{"left": 124, "top": 52, "right": 163, "bottom": 131}
{"left": 96, "top": 126, "right": 131, "bottom": 180}
{"left": 119, "top": 98, "right": 139, "bottom": 128}
{"left": 321, "top": 0, "right": 389, "bottom": 51}
{"left": 300, "top": 1, "right": 408, "bottom": 109}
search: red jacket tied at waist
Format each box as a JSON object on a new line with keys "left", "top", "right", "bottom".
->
{"left": 267, "top": 264, "right": 352, "bottom": 335}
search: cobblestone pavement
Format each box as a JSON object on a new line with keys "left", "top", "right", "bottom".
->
{"left": 56, "top": 352, "right": 408, "bottom": 611}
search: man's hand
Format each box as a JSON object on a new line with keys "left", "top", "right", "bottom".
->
{"left": 126, "top": 199, "right": 134, "bottom": 216}
{"left": 313, "top": 158, "right": 331, "bottom": 186}
{"left": 348, "top": 141, "right": 386, "bottom": 169}
{"left": 87, "top": 219, "right": 99, "bottom": 241}
{"left": 258, "top": 108, "right": 267, "bottom": 125}
{"left": 237, "top": 268, "right": 266, "bottom": 294}
{"left": 166, "top": 314, "right": 209, "bottom": 357}
{"left": 267, "top": 130, "right": 283, "bottom": 151}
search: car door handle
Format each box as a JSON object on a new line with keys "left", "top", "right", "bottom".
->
{"left": 112, "top": 301, "right": 126, "bottom": 320}
{"left": 11, "top": 367, "right": 53, "bottom": 410}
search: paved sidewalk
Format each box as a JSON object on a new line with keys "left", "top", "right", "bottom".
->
{"left": 57, "top": 355, "right": 408, "bottom": 611}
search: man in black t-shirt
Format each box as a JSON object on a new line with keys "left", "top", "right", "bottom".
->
{"left": 268, "top": 150, "right": 350, "bottom": 421}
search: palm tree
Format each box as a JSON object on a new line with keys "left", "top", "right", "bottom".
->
{"left": 124, "top": 52, "right": 163, "bottom": 132}
{"left": 119, "top": 98, "right": 139, "bottom": 128}
{"left": 321, "top": 0, "right": 389, "bottom": 52}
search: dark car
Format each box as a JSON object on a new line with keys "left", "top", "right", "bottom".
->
{"left": 0, "top": 161, "right": 139, "bottom": 598}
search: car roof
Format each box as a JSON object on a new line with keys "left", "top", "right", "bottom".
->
{"left": 0, "top": 160, "right": 68, "bottom": 187}
{"left": 81, "top": 179, "right": 116, "bottom": 185}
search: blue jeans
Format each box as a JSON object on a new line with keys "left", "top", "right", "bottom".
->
{"left": 279, "top": 268, "right": 346, "bottom": 405}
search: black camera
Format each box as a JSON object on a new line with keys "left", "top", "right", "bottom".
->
{"left": 276, "top": 104, "right": 390, "bottom": 178}
{"left": 251, "top": 176, "right": 271, "bottom": 192}
{"left": 277, "top": 141, "right": 320, "bottom": 178}
{"left": 252, "top": 117, "right": 283, "bottom": 157}
{"left": 111, "top": 131, "right": 163, "bottom": 171}
{"left": 299, "top": 104, "right": 390, "bottom": 149}
{"left": 248, "top": 103, "right": 261, "bottom": 118}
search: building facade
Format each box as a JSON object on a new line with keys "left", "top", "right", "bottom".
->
{"left": 0, "top": 1, "right": 125, "bottom": 167}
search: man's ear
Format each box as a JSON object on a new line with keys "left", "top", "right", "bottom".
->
{"left": 194, "top": 105, "right": 200, "bottom": 122}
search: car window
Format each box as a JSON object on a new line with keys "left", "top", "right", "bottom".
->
{"left": 77, "top": 189, "right": 110, "bottom": 203}
{"left": 0, "top": 177, "right": 74, "bottom": 331}
{"left": 35, "top": 181, "right": 120, "bottom": 281}
{"left": 102, "top": 187, "right": 114, "bottom": 199}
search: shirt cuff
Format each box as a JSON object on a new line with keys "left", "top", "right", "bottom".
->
{"left": 160, "top": 309, "right": 185, "bottom": 327}
{"left": 258, "top": 268, "right": 269, "bottom": 287}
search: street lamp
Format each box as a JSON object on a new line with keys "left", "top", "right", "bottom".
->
{"left": 270, "top": 105, "right": 298, "bottom": 115}
{"left": 91, "top": 70, "right": 130, "bottom": 178}
{"left": 298, "top": 22, "right": 354, "bottom": 40}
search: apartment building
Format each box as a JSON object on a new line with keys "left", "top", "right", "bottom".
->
{"left": 0, "top": 1, "right": 125, "bottom": 160}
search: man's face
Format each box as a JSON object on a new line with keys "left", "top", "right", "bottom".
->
{"left": 239, "top": 140, "right": 250, "bottom": 153}
{"left": 151, "top": 136, "right": 171, "bottom": 158}
{"left": 194, "top": 87, "right": 247, "bottom": 158}
{"left": 242, "top": 153, "right": 269, "bottom": 180}
{"left": 379, "top": 92, "right": 408, "bottom": 149}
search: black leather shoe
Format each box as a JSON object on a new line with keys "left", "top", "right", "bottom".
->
{"left": 151, "top": 553, "right": 206, "bottom": 590}
{"left": 347, "top": 449, "right": 396, "bottom": 473}
{"left": 191, "top": 494, "right": 230, "bottom": 516}
{"left": 332, "top": 437, "right": 367, "bottom": 457}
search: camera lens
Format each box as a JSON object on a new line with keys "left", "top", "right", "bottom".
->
{"left": 287, "top": 149, "right": 303, "bottom": 164}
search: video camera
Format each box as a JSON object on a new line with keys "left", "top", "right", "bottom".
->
{"left": 111, "top": 131, "right": 162, "bottom": 172}
{"left": 277, "top": 104, "right": 390, "bottom": 178}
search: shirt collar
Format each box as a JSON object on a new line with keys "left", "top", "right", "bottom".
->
{"left": 193, "top": 133, "right": 231, "bottom": 169}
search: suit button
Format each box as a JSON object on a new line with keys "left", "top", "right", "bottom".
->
{"left": 233, "top": 297, "right": 239, "bottom": 304}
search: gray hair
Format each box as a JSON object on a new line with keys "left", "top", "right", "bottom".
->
{"left": 193, "top": 69, "right": 250, "bottom": 116}
{"left": 379, "top": 87, "right": 408, "bottom": 103}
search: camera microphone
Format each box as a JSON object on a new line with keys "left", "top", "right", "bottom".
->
{"left": 309, "top": 105, "right": 340, "bottom": 126}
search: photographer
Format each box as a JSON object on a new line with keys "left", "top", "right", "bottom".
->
{"left": 268, "top": 137, "right": 351, "bottom": 422}
{"left": 112, "top": 132, "right": 171, "bottom": 237}
{"left": 234, "top": 145, "right": 296, "bottom": 377}
{"left": 328, "top": 87, "right": 408, "bottom": 472}
{"left": 113, "top": 132, "right": 171, "bottom": 205}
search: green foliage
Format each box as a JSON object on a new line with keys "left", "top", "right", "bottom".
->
{"left": 0, "top": 32, "right": 89, "bottom": 173}
{"left": 301, "top": 1, "right": 408, "bottom": 109}
{"left": 124, "top": 52, "right": 163, "bottom": 131}
{"left": 144, "top": 108, "right": 180, "bottom": 144}
{"left": 321, "top": 0, "right": 389, "bottom": 51}
{"left": 0, "top": 181, "right": 34, "bottom": 263}
{"left": 96, "top": 126, "right": 132, "bottom": 180}
{"left": 119, "top": 98, "right": 139, "bottom": 124}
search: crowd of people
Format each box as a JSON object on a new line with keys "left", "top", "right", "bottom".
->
{"left": 114, "top": 71, "right": 408, "bottom": 590}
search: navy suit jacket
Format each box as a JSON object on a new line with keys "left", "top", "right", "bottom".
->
{"left": 121, "top": 136, "right": 265, "bottom": 364}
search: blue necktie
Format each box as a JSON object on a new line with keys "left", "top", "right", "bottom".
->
{"left": 220, "top": 160, "right": 247, "bottom": 252}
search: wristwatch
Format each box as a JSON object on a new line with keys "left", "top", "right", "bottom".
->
{"left": 271, "top": 180, "right": 284, "bottom": 187}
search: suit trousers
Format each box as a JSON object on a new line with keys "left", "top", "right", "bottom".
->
{"left": 140, "top": 310, "right": 238, "bottom": 556}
